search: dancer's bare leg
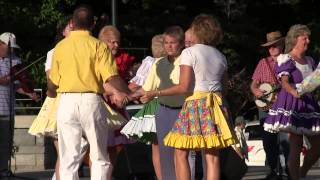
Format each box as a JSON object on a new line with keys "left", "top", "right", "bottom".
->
{"left": 174, "top": 149, "right": 190, "bottom": 180}
{"left": 300, "top": 134, "right": 320, "bottom": 178}
{"left": 152, "top": 143, "right": 162, "bottom": 180}
{"left": 53, "top": 139, "right": 60, "bottom": 180}
{"left": 204, "top": 148, "right": 220, "bottom": 180}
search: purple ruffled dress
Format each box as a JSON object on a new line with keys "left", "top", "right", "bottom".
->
{"left": 264, "top": 58, "right": 320, "bottom": 135}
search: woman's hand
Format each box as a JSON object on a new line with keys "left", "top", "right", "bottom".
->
{"left": 281, "top": 75, "right": 300, "bottom": 98}
{"left": 110, "top": 91, "right": 130, "bottom": 108}
{"left": 129, "top": 91, "right": 144, "bottom": 104}
{"left": 291, "top": 89, "right": 300, "bottom": 98}
{"left": 140, "top": 90, "right": 157, "bottom": 104}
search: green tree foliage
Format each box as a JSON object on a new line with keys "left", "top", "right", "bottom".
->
{"left": 1, "top": 0, "right": 320, "bottom": 118}
{"left": 0, "top": 0, "right": 76, "bottom": 90}
{"left": 35, "top": 0, "right": 69, "bottom": 28}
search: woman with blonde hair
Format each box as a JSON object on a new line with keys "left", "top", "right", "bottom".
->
{"left": 132, "top": 25, "right": 199, "bottom": 180}
{"left": 264, "top": 24, "right": 320, "bottom": 180}
{"left": 121, "top": 34, "right": 166, "bottom": 180}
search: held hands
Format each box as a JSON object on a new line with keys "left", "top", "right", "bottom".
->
{"left": 128, "top": 91, "right": 144, "bottom": 104}
{"left": 109, "top": 91, "right": 131, "bottom": 108}
{"left": 127, "top": 90, "right": 157, "bottom": 104}
{"left": 140, "top": 90, "right": 157, "bottom": 104}
{"left": 107, "top": 89, "right": 160, "bottom": 106}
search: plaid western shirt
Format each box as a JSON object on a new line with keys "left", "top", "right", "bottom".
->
{"left": 0, "top": 56, "right": 21, "bottom": 115}
{"left": 252, "top": 56, "right": 278, "bottom": 84}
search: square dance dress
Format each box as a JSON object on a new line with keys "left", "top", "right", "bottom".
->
{"left": 264, "top": 54, "right": 320, "bottom": 135}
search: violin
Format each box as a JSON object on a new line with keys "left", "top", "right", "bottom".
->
{"left": 10, "top": 63, "right": 35, "bottom": 93}
{"left": 8, "top": 55, "right": 45, "bottom": 94}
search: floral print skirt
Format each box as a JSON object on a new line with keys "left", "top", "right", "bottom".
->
{"left": 164, "top": 96, "right": 237, "bottom": 150}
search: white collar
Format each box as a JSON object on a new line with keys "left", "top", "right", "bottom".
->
{"left": 277, "top": 53, "right": 291, "bottom": 66}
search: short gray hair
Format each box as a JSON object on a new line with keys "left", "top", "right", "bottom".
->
{"left": 151, "top": 34, "right": 166, "bottom": 58}
{"left": 285, "top": 24, "right": 311, "bottom": 53}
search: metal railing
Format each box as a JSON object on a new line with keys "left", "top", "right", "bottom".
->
{"left": 14, "top": 88, "right": 144, "bottom": 115}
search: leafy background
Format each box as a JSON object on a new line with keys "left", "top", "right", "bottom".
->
{"left": 2, "top": 0, "right": 320, "bottom": 119}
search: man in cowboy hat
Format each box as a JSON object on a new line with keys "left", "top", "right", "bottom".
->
{"left": 250, "top": 31, "right": 290, "bottom": 180}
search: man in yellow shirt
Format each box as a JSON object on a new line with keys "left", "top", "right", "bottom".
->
{"left": 47, "top": 5, "right": 129, "bottom": 180}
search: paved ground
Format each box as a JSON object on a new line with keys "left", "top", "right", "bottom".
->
{"left": 1, "top": 166, "right": 320, "bottom": 180}
{"left": 2, "top": 143, "right": 320, "bottom": 180}
{"left": 244, "top": 166, "right": 320, "bottom": 180}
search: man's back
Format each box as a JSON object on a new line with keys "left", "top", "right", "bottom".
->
{"left": 50, "top": 30, "right": 117, "bottom": 93}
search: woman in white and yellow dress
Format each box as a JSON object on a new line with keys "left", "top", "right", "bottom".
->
{"left": 140, "top": 14, "right": 238, "bottom": 180}
{"left": 133, "top": 26, "right": 198, "bottom": 180}
{"left": 121, "top": 34, "right": 166, "bottom": 144}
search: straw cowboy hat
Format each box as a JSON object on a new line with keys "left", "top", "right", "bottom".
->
{"left": 261, "top": 31, "right": 284, "bottom": 47}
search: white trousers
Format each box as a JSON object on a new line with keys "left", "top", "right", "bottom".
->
{"left": 57, "top": 93, "right": 111, "bottom": 180}
{"left": 51, "top": 137, "right": 89, "bottom": 180}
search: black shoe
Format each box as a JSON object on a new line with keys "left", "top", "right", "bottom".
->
{"left": 262, "top": 171, "right": 278, "bottom": 180}
{"left": 0, "top": 169, "right": 11, "bottom": 177}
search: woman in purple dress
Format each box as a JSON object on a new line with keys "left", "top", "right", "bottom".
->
{"left": 264, "top": 24, "right": 320, "bottom": 180}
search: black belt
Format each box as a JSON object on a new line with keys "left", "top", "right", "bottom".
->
{"left": 159, "top": 103, "right": 182, "bottom": 109}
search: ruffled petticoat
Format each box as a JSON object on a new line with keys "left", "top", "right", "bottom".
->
{"left": 121, "top": 98, "right": 159, "bottom": 144}
{"left": 164, "top": 92, "right": 238, "bottom": 149}
{"left": 29, "top": 94, "right": 128, "bottom": 139}
{"left": 264, "top": 91, "right": 320, "bottom": 135}
{"left": 28, "top": 95, "right": 61, "bottom": 138}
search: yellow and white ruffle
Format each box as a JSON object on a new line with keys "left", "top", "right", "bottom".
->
{"left": 164, "top": 91, "right": 238, "bottom": 149}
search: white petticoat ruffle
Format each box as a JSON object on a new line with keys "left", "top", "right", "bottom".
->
{"left": 264, "top": 122, "right": 320, "bottom": 136}
{"left": 120, "top": 115, "right": 156, "bottom": 138}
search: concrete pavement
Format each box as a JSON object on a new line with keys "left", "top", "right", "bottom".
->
{"left": 1, "top": 166, "right": 320, "bottom": 180}
{"left": 244, "top": 166, "right": 320, "bottom": 180}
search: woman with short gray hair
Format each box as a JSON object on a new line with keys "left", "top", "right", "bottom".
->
{"left": 284, "top": 24, "right": 311, "bottom": 53}
{"left": 264, "top": 24, "right": 320, "bottom": 180}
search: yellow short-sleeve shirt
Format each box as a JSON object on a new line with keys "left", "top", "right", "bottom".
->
{"left": 49, "top": 31, "right": 118, "bottom": 93}
{"left": 143, "top": 56, "right": 186, "bottom": 107}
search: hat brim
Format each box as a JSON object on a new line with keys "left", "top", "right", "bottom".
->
{"left": 0, "top": 39, "right": 20, "bottom": 48}
{"left": 261, "top": 38, "right": 284, "bottom": 47}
